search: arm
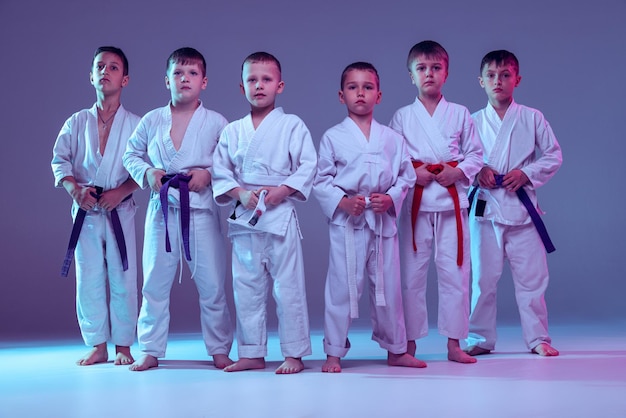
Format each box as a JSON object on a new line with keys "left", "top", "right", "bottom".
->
{"left": 122, "top": 117, "right": 154, "bottom": 189}
{"left": 518, "top": 112, "right": 563, "bottom": 189}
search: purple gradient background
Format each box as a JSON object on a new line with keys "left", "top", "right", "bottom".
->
{"left": 1, "top": 0, "right": 624, "bottom": 341}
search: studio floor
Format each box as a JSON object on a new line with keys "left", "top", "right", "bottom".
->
{"left": 1, "top": 323, "right": 625, "bottom": 418}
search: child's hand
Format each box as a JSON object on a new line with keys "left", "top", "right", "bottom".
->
{"left": 502, "top": 169, "right": 529, "bottom": 192}
{"left": 415, "top": 165, "right": 435, "bottom": 187}
{"left": 264, "top": 185, "right": 294, "bottom": 206}
{"left": 370, "top": 193, "right": 392, "bottom": 214}
{"left": 237, "top": 188, "right": 258, "bottom": 209}
{"left": 477, "top": 167, "right": 498, "bottom": 188}
{"left": 98, "top": 188, "right": 126, "bottom": 211}
{"left": 187, "top": 169, "right": 211, "bottom": 192}
{"left": 435, "top": 164, "right": 464, "bottom": 187}
{"left": 73, "top": 186, "right": 98, "bottom": 211}
{"left": 339, "top": 195, "right": 366, "bottom": 216}
{"left": 63, "top": 178, "right": 97, "bottom": 211}
{"left": 146, "top": 168, "right": 166, "bottom": 192}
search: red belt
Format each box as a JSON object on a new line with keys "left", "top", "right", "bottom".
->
{"left": 411, "top": 161, "right": 463, "bottom": 266}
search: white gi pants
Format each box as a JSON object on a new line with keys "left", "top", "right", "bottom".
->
{"left": 231, "top": 217, "right": 311, "bottom": 359}
{"left": 137, "top": 199, "right": 233, "bottom": 358}
{"left": 399, "top": 207, "right": 470, "bottom": 340}
{"left": 323, "top": 224, "right": 407, "bottom": 358}
{"left": 467, "top": 220, "right": 551, "bottom": 351}
{"left": 74, "top": 199, "right": 138, "bottom": 347}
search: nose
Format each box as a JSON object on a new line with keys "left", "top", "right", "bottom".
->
{"left": 255, "top": 81, "right": 262, "bottom": 90}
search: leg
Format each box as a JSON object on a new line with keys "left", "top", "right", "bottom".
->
{"left": 398, "top": 203, "right": 434, "bottom": 352}
{"left": 132, "top": 201, "right": 179, "bottom": 369}
{"left": 268, "top": 220, "right": 312, "bottom": 372}
{"left": 105, "top": 200, "right": 138, "bottom": 365}
{"left": 432, "top": 211, "right": 473, "bottom": 361}
{"left": 186, "top": 209, "right": 233, "bottom": 368}
{"left": 322, "top": 225, "right": 358, "bottom": 369}
{"left": 368, "top": 233, "right": 426, "bottom": 368}
{"left": 227, "top": 233, "right": 270, "bottom": 370}
{"left": 507, "top": 224, "right": 555, "bottom": 354}
{"left": 74, "top": 211, "right": 109, "bottom": 365}
{"left": 466, "top": 219, "right": 505, "bottom": 355}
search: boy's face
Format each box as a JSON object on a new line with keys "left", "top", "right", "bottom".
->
{"left": 479, "top": 62, "right": 521, "bottom": 105}
{"left": 339, "top": 69, "right": 381, "bottom": 118}
{"left": 409, "top": 55, "right": 448, "bottom": 99}
{"left": 165, "top": 62, "right": 207, "bottom": 105}
{"left": 240, "top": 61, "right": 284, "bottom": 111}
{"left": 90, "top": 52, "right": 128, "bottom": 95}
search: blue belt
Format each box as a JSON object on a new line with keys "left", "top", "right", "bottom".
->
{"left": 468, "top": 174, "right": 555, "bottom": 253}
{"left": 160, "top": 174, "right": 192, "bottom": 261}
{"left": 61, "top": 187, "right": 131, "bottom": 277}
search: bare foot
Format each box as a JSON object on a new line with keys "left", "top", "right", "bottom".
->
{"left": 213, "top": 354, "right": 234, "bottom": 369}
{"left": 407, "top": 340, "right": 416, "bottom": 356}
{"left": 532, "top": 343, "right": 559, "bottom": 357}
{"left": 76, "top": 343, "right": 108, "bottom": 366}
{"left": 223, "top": 357, "right": 265, "bottom": 372}
{"left": 275, "top": 357, "right": 304, "bottom": 374}
{"left": 388, "top": 352, "right": 427, "bottom": 368}
{"left": 129, "top": 354, "right": 159, "bottom": 371}
{"left": 114, "top": 345, "right": 134, "bottom": 366}
{"left": 464, "top": 345, "right": 492, "bottom": 356}
{"left": 447, "top": 339, "right": 477, "bottom": 364}
{"left": 321, "top": 355, "right": 342, "bottom": 373}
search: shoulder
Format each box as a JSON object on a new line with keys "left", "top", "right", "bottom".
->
{"left": 199, "top": 106, "right": 228, "bottom": 123}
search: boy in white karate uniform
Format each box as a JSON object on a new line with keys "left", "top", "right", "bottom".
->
{"left": 52, "top": 46, "right": 140, "bottom": 366}
{"left": 390, "top": 40, "right": 483, "bottom": 364}
{"left": 123, "top": 47, "right": 233, "bottom": 371}
{"left": 465, "top": 50, "right": 562, "bottom": 357}
{"left": 212, "top": 52, "right": 316, "bottom": 374}
{"left": 314, "top": 62, "right": 425, "bottom": 372}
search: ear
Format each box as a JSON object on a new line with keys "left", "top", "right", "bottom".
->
{"left": 375, "top": 90, "right": 382, "bottom": 104}
{"left": 515, "top": 75, "right": 522, "bottom": 87}
{"left": 478, "top": 76, "right": 485, "bottom": 88}
{"left": 240, "top": 82, "right": 245, "bottom": 95}
{"left": 165, "top": 75, "right": 171, "bottom": 90}
{"left": 121, "top": 75, "right": 129, "bottom": 88}
{"left": 409, "top": 72, "right": 415, "bottom": 85}
{"left": 89, "top": 72, "right": 95, "bottom": 86}
{"left": 201, "top": 76, "right": 208, "bottom": 90}
{"left": 276, "top": 80, "right": 285, "bottom": 94}
{"left": 338, "top": 90, "right": 345, "bottom": 104}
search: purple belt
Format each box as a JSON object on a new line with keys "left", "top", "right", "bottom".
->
{"left": 160, "top": 174, "right": 192, "bottom": 261}
{"left": 468, "top": 174, "right": 555, "bottom": 253}
{"left": 61, "top": 187, "right": 131, "bottom": 277}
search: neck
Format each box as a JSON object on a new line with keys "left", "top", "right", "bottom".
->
{"left": 250, "top": 104, "right": 275, "bottom": 127}
{"left": 418, "top": 92, "right": 442, "bottom": 115}
{"left": 171, "top": 99, "right": 200, "bottom": 113}
{"left": 96, "top": 92, "right": 121, "bottom": 112}
{"left": 490, "top": 98, "right": 513, "bottom": 120}
{"left": 348, "top": 113, "right": 373, "bottom": 139}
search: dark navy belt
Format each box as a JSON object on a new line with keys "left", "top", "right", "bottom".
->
{"left": 468, "top": 174, "right": 555, "bottom": 253}
{"left": 61, "top": 186, "right": 131, "bottom": 277}
{"left": 160, "top": 174, "right": 192, "bottom": 261}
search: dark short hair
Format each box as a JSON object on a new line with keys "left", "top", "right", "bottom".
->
{"left": 479, "top": 50, "right": 519, "bottom": 75}
{"left": 406, "top": 40, "right": 449, "bottom": 72}
{"left": 241, "top": 51, "right": 282, "bottom": 77}
{"left": 340, "top": 62, "right": 380, "bottom": 90}
{"left": 167, "top": 47, "right": 207, "bottom": 77}
{"left": 93, "top": 46, "right": 129, "bottom": 76}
